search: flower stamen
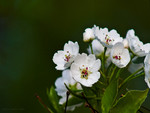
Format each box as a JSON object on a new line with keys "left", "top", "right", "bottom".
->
{"left": 64, "top": 51, "right": 71, "bottom": 62}
{"left": 113, "top": 55, "right": 121, "bottom": 60}
{"left": 105, "top": 35, "right": 113, "bottom": 45}
{"left": 80, "top": 67, "right": 92, "bottom": 80}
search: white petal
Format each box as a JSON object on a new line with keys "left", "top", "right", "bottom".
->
{"left": 144, "top": 54, "right": 150, "bottom": 65}
{"left": 87, "top": 39, "right": 104, "bottom": 56}
{"left": 126, "top": 29, "right": 135, "bottom": 38}
{"left": 111, "top": 42, "right": 130, "bottom": 68}
{"left": 83, "top": 28, "right": 95, "bottom": 42}
{"left": 90, "top": 59, "right": 101, "bottom": 72}
{"left": 64, "top": 41, "right": 79, "bottom": 56}
{"left": 73, "top": 53, "right": 87, "bottom": 66}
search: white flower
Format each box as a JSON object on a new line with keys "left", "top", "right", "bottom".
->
{"left": 55, "top": 69, "right": 82, "bottom": 110}
{"left": 123, "top": 39, "right": 129, "bottom": 48}
{"left": 144, "top": 54, "right": 150, "bottom": 88}
{"left": 110, "top": 42, "right": 130, "bottom": 68}
{"left": 83, "top": 28, "right": 95, "bottom": 42}
{"left": 71, "top": 53, "right": 101, "bottom": 87}
{"left": 126, "top": 29, "right": 150, "bottom": 57}
{"left": 87, "top": 39, "right": 104, "bottom": 56}
{"left": 95, "top": 27, "right": 123, "bottom": 48}
{"left": 53, "top": 41, "right": 79, "bottom": 70}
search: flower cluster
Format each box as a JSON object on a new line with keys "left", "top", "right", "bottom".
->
{"left": 48, "top": 25, "right": 150, "bottom": 113}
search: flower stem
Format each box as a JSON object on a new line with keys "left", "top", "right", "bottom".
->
{"left": 128, "top": 72, "right": 144, "bottom": 81}
{"left": 90, "top": 43, "right": 94, "bottom": 54}
{"left": 100, "top": 70, "right": 106, "bottom": 80}
{"left": 109, "top": 66, "right": 117, "bottom": 83}
{"left": 64, "top": 91, "right": 70, "bottom": 113}
{"left": 116, "top": 68, "right": 124, "bottom": 79}
{"left": 102, "top": 47, "right": 107, "bottom": 73}
{"left": 119, "top": 67, "right": 144, "bottom": 88}
{"left": 98, "top": 81, "right": 106, "bottom": 86}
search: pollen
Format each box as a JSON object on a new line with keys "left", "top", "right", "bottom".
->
{"left": 64, "top": 51, "right": 71, "bottom": 62}
{"left": 80, "top": 67, "right": 92, "bottom": 80}
{"left": 113, "top": 55, "right": 121, "bottom": 60}
{"left": 105, "top": 35, "right": 113, "bottom": 45}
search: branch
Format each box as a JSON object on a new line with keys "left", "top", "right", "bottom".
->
{"left": 81, "top": 93, "right": 99, "bottom": 113}
{"left": 64, "top": 91, "right": 70, "bottom": 113}
{"left": 35, "top": 93, "right": 51, "bottom": 113}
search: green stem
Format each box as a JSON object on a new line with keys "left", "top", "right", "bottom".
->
{"left": 106, "top": 62, "right": 112, "bottom": 75}
{"left": 98, "top": 81, "right": 106, "bottom": 86}
{"left": 102, "top": 47, "right": 107, "bottom": 73}
{"left": 116, "top": 68, "right": 124, "bottom": 79}
{"left": 109, "top": 66, "right": 117, "bottom": 83}
{"left": 108, "top": 63, "right": 115, "bottom": 77}
{"left": 89, "top": 43, "right": 94, "bottom": 54}
{"left": 129, "top": 72, "right": 144, "bottom": 81}
{"left": 100, "top": 70, "right": 106, "bottom": 80}
{"left": 119, "top": 67, "right": 144, "bottom": 88}
{"left": 64, "top": 83, "right": 100, "bottom": 100}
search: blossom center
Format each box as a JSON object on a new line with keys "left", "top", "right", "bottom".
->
{"left": 113, "top": 55, "right": 121, "bottom": 60}
{"left": 105, "top": 35, "right": 112, "bottom": 45}
{"left": 64, "top": 51, "right": 71, "bottom": 62}
{"left": 80, "top": 67, "right": 92, "bottom": 80}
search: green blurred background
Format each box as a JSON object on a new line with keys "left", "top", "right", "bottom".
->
{"left": 0, "top": 0, "right": 150, "bottom": 113}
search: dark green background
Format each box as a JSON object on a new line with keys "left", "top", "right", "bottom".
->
{"left": 0, "top": 0, "right": 150, "bottom": 113}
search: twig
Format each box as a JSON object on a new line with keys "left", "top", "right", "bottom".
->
{"left": 119, "top": 67, "right": 144, "bottom": 89}
{"left": 138, "top": 109, "right": 143, "bottom": 113}
{"left": 81, "top": 93, "right": 99, "bottom": 113}
{"left": 64, "top": 91, "right": 70, "bottom": 113}
{"left": 141, "top": 106, "right": 150, "bottom": 112}
{"left": 35, "top": 93, "right": 51, "bottom": 113}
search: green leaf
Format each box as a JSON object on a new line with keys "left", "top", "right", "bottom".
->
{"left": 101, "top": 79, "right": 118, "bottom": 113}
{"left": 47, "top": 86, "right": 63, "bottom": 113}
{"left": 132, "top": 56, "right": 145, "bottom": 64}
{"left": 110, "top": 89, "right": 149, "bottom": 113}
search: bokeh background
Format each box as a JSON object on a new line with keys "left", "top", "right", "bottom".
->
{"left": 0, "top": 0, "right": 150, "bottom": 113}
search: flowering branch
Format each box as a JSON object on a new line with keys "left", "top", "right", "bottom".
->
{"left": 42, "top": 25, "right": 150, "bottom": 113}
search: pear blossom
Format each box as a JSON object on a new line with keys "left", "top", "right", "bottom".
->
{"left": 87, "top": 39, "right": 104, "bottom": 56}
{"left": 55, "top": 69, "right": 82, "bottom": 110}
{"left": 71, "top": 53, "right": 101, "bottom": 87}
{"left": 110, "top": 42, "right": 130, "bottom": 68}
{"left": 53, "top": 41, "right": 79, "bottom": 70}
{"left": 95, "top": 27, "right": 123, "bottom": 48}
{"left": 126, "top": 29, "right": 150, "bottom": 57}
{"left": 144, "top": 54, "right": 150, "bottom": 88}
{"left": 83, "top": 28, "right": 95, "bottom": 42}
